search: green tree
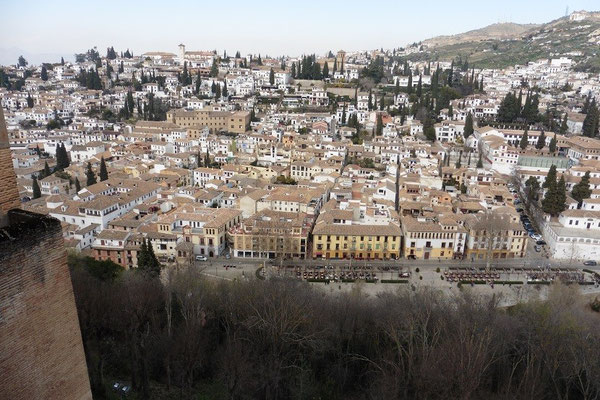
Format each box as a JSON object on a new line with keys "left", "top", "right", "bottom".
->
{"left": 407, "top": 74, "right": 413, "bottom": 94}
{"left": 542, "top": 173, "right": 565, "bottom": 217}
{"left": 126, "top": 91, "right": 135, "bottom": 114}
{"left": 26, "top": 93, "right": 34, "bottom": 108}
{"left": 137, "top": 238, "right": 161, "bottom": 278}
{"left": 195, "top": 71, "right": 202, "bottom": 94}
{"left": 571, "top": 171, "right": 592, "bottom": 205}
{"left": 582, "top": 100, "right": 599, "bottom": 138}
{"left": 375, "top": 113, "right": 383, "bottom": 136}
{"left": 525, "top": 176, "right": 540, "bottom": 203}
{"left": 549, "top": 133, "right": 557, "bottom": 153}
{"left": 322, "top": 62, "right": 329, "bottom": 78}
{"left": 99, "top": 156, "right": 108, "bottom": 181}
{"left": 40, "top": 66, "right": 48, "bottom": 81}
{"left": 75, "top": 177, "right": 81, "bottom": 192}
{"left": 32, "top": 176, "right": 41, "bottom": 199}
{"left": 497, "top": 92, "right": 519, "bottom": 123}
{"left": 42, "top": 161, "right": 52, "bottom": 178}
{"left": 536, "top": 130, "right": 546, "bottom": 150}
{"left": 464, "top": 112, "right": 474, "bottom": 138}
{"left": 477, "top": 154, "right": 483, "bottom": 168}
{"left": 86, "top": 162, "right": 97, "bottom": 186}
{"left": 519, "top": 127, "right": 529, "bottom": 150}
{"left": 543, "top": 165, "right": 557, "bottom": 189}
{"left": 269, "top": 68, "right": 275, "bottom": 85}
{"left": 209, "top": 62, "right": 218, "bottom": 77}
{"left": 560, "top": 113, "right": 568, "bottom": 134}
{"left": 18, "top": 55, "right": 28, "bottom": 67}
{"left": 416, "top": 75, "right": 422, "bottom": 98}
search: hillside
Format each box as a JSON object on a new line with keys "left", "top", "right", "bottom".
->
{"left": 407, "top": 11, "right": 600, "bottom": 71}
{"left": 423, "top": 22, "right": 540, "bottom": 47}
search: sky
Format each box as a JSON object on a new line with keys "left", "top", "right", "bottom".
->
{"left": 1, "top": 0, "right": 599, "bottom": 64}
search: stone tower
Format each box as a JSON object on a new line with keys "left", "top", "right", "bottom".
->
{"left": 0, "top": 106, "right": 92, "bottom": 399}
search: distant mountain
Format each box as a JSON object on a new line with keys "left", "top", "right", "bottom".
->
{"left": 408, "top": 11, "right": 600, "bottom": 71}
{"left": 423, "top": 22, "right": 540, "bottom": 47}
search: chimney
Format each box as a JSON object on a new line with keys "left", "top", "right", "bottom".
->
{"left": 0, "top": 107, "right": 21, "bottom": 227}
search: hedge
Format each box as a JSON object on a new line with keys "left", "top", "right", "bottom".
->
{"left": 380, "top": 279, "right": 409, "bottom": 284}
{"left": 527, "top": 281, "right": 552, "bottom": 285}
{"left": 306, "top": 278, "right": 329, "bottom": 283}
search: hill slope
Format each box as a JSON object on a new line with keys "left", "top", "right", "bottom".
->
{"left": 423, "top": 22, "right": 540, "bottom": 47}
{"left": 408, "top": 11, "right": 600, "bottom": 70}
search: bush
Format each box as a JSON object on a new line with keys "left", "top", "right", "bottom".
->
{"left": 415, "top": 268, "right": 420, "bottom": 273}
{"left": 436, "top": 267, "right": 440, "bottom": 273}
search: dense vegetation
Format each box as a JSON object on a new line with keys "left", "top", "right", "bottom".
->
{"left": 69, "top": 255, "right": 600, "bottom": 400}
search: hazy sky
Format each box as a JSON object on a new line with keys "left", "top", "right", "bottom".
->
{"left": 2, "top": 0, "right": 599, "bottom": 63}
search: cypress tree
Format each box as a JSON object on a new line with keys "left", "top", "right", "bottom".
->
{"left": 582, "top": 100, "right": 599, "bottom": 138}
{"left": 379, "top": 95, "right": 385, "bottom": 111}
{"left": 571, "top": 171, "right": 592, "bottom": 205}
{"left": 543, "top": 165, "right": 557, "bottom": 189}
{"left": 269, "top": 68, "right": 275, "bottom": 85}
{"left": 464, "top": 113, "right": 474, "bottom": 138}
{"left": 375, "top": 113, "right": 383, "bottom": 136}
{"left": 222, "top": 80, "right": 228, "bottom": 98}
{"left": 43, "top": 161, "right": 52, "bottom": 178}
{"left": 86, "top": 162, "right": 97, "bottom": 186}
{"left": 519, "top": 127, "right": 529, "bottom": 150}
{"left": 560, "top": 113, "right": 568, "bottom": 134}
{"left": 99, "top": 156, "right": 108, "bottom": 181}
{"left": 556, "top": 176, "right": 567, "bottom": 214}
{"left": 40, "top": 66, "right": 48, "bottom": 81}
{"left": 75, "top": 177, "right": 81, "bottom": 192}
{"left": 416, "top": 75, "right": 422, "bottom": 98}
{"left": 27, "top": 93, "right": 34, "bottom": 108}
{"left": 322, "top": 62, "right": 329, "bottom": 78}
{"left": 32, "top": 176, "right": 41, "bottom": 199}
{"left": 407, "top": 74, "right": 413, "bottom": 94}
{"left": 291, "top": 63, "right": 296, "bottom": 79}
{"left": 333, "top": 58, "right": 337, "bottom": 73}
{"left": 61, "top": 57, "right": 64, "bottom": 65}
{"left": 549, "top": 133, "right": 557, "bottom": 153}
{"left": 477, "top": 154, "right": 483, "bottom": 168}
{"left": 55, "top": 145, "right": 64, "bottom": 170}
{"left": 536, "top": 130, "right": 546, "bottom": 150}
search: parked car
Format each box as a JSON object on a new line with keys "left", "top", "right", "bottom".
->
{"left": 583, "top": 260, "right": 597, "bottom": 266}
{"left": 195, "top": 255, "right": 208, "bottom": 261}
{"left": 516, "top": 208, "right": 523, "bottom": 213}
{"left": 225, "top": 254, "right": 231, "bottom": 259}
{"left": 534, "top": 245, "right": 542, "bottom": 252}
{"left": 536, "top": 240, "right": 547, "bottom": 246}
{"left": 530, "top": 233, "right": 542, "bottom": 241}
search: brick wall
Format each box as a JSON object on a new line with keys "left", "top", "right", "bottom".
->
{"left": 0, "top": 107, "right": 21, "bottom": 225}
{"left": 0, "top": 210, "right": 92, "bottom": 400}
